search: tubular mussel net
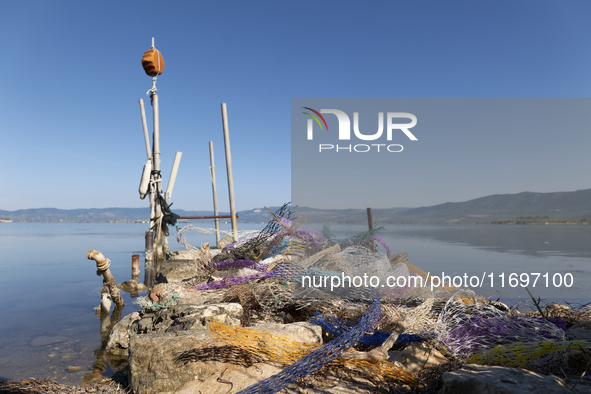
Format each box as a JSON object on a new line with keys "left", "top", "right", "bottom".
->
{"left": 133, "top": 203, "right": 590, "bottom": 392}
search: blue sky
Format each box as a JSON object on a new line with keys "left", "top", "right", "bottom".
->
{"left": 2, "top": 2, "right": 591, "bottom": 211}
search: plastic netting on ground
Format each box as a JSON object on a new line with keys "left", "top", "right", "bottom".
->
{"left": 207, "top": 298, "right": 416, "bottom": 394}
{"left": 434, "top": 289, "right": 571, "bottom": 372}
{"left": 435, "top": 289, "right": 509, "bottom": 339}
{"left": 310, "top": 312, "right": 430, "bottom": 346}
{"left": 210, "top": 203, "right": 293, "bottom": 263}
{"left": 466, "top": 339, "right": 591, "bottom": 369}
{"left": 441, "top": 314, "right": 566, "bottom": 359}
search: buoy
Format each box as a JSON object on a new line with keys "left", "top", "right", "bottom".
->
{"left": 142, "top": 48, "right": 165, "bottom": 77}
{"left": 139, "top": 159, "right": 152, "bottom": 199}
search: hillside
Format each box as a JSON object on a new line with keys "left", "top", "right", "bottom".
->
{"left": 3, "top": 188, "right": 591, "bottom": 224}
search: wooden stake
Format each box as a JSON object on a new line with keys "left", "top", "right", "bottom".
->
{"left": 221, "top": 103, "right": 238, "bottom": 241}
{"left": 209, "top": 141, "right": 221, "bottom": 248}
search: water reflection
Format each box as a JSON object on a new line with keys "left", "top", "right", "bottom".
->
{"left": 82, "top": 304, "right": 123, "bottom": 386}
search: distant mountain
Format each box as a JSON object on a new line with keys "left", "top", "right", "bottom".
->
{"left": 295, "top": 189, "right": 591, "bottom": 224}
{"left": 0, "top": 207, "right": 286, "bottom": 223}
{"left": 3, "top": 188, "right": 591, "bottom": 224}
{"left": 392, "top": 189, "right": 591, "bottom": 224}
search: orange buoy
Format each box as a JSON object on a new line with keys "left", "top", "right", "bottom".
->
{"left": 142, "top": 48, "right": 165, "bottom": 77}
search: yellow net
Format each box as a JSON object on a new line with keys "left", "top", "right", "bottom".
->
{"left": 207, "top": 319, "right": 417, "bottom": 385}
{"left": 466, "top": 339, "right": 591, "bottom": 369}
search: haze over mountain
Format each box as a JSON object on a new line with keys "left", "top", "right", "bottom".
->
{"left": 2, "top": 188, "right": 591, "bottom": 224}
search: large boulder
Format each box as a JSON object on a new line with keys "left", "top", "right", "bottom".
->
{"left": 106, "top": 303, "right": 243, "bottom": 357}
{"left": 129, "top": 329, "right": 282, "bottom": 394}
{"left": 440, "top": 364, "right": 571, "bottom": 394}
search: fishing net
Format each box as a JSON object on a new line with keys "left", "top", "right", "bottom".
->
{"left": 207, "top": 298, "right": 416, "bottom": 393}
{"left": 440, "top": 314, "right": 566, "bottom": 359}
{"left": 210, "top": 203, "right": 293, "bottom": 263}
{"left": 310, "top": 312, "right": 429, "bottom": 346}
{"left": 176, "top": 225, "right": 261, "bottom": 252}
{"left": 433, "top": 289, "right": 570, "bottom": 372}
{"left": 466, "top": 339, "right": 591, "bottom": 370}
{"left": 435, "top": 289, "right": 508, "bottom": 340}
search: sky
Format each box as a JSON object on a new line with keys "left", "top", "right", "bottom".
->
{"left": 2, "top": 1, "right": 591, "bottom": 212}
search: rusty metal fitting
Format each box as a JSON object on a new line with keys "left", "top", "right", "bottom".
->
{"left": 87, "top": 250, "right": 111, "bottom": 271}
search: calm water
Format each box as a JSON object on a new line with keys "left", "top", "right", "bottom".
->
{"left": 0, "top": 222, "right": 264, "bottom": 385}
{"left": 0, "top": 222, "right": 590, "bottom": 384}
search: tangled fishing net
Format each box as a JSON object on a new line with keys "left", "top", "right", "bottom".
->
{"left": 207, "top": 298, "right": 417, "bottom": 394}
{"left": 176, "top": 225, "right": 261, "bottom": 252}
{"left": 466, "top": 339, "right": 591, "bottom": 369}
{"left": 138, "top": 203, "right": 591, "bottom": 390}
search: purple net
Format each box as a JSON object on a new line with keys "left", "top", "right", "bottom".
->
{"left": 194, "top": 272, "right": 275, "bottom": 291}
{"left": 209, "top": 259, "right": 269, "bottom": 272}
{"left": 441, "top": 314, "right": 566, "bottom": 358}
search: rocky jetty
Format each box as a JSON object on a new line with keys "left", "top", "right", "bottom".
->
{"left": 97, "top": 212, "right": 591, "bottom": 394}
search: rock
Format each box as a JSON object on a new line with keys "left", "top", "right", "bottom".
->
{"left": 66, "top": 366, "right": 81, "bottom": 372}
{"left": 155, "top": 259, "right": 207, "bottom": 284}
{"left": 117, "top": 279, "right": 148, "bottom": 293}
{"left": 440, "top": 364, "right": 571, "bottom": 394}
{"left": 387, "top": 342, "right": 447, "bottom": 372}
{"left": 30, "top": 335, "right": 67, "bottom": 347}
{"left": 105, "top": 312, "right": 141, "bottom": 354}
{"left": 106, "top": 304, "right": 242, "bottom": 357}
{"left": 218, "top": 235, "right": 235, "bottom": 249}
{"left": 249, "top": 321, "right": 322, "bottom": 344}
{"left": 128, "top": 329, "right": 282, "bottom": 394}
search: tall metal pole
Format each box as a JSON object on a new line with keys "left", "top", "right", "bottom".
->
{"left": 221, "top": 103, "right": 238, "bottom": 241}
{"left": 152, "top": 92, "right": 163, "bottom": 265}
{"left": 209, "top": 141, "right": 221, "bottom": 248}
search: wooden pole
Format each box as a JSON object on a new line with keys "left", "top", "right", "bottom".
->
{"left": 165, "top": 152, "right": 182, "bottom": 198}
{"left": 367, "top": 207, "right": 376, "bottom": 252}
{"left": 144, "top": 230, "right": 154, "bottom": 288}
{"left": 221, "top": 103, "right": 238, "bottom": 241}
{"left": 139, "top": 99, "right": 152, "bottom": 159}
{"left": 209, "top": 141, "right": 221, "bottom": 248}
{"left": 367, "top": 207, "right": 374, "bottom": 231}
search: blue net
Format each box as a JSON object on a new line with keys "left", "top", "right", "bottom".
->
{"left": 237, "top": 298, "right": 382, "bottom": 394}
{"left": 310, "top": 312, "right": 430, "bottom": 346}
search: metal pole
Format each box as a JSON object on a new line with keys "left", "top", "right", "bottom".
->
{"left": 139, "top": 99, "right": 152, "bottom": 159}
{"left": 221, "top": 103, "right": 238, "bottom": 241}
{"left": 87, "top": 250, "right": 124, "bottom": 307}
{"left": 152, "top": 93, "right": 163, "bottom": 265}
{"left": 209, "top": 141, "right": 221, "bottom": 248}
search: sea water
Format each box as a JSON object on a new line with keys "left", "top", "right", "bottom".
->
{"left": 0, "top": 222, "right": 590, "bottom": 385}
